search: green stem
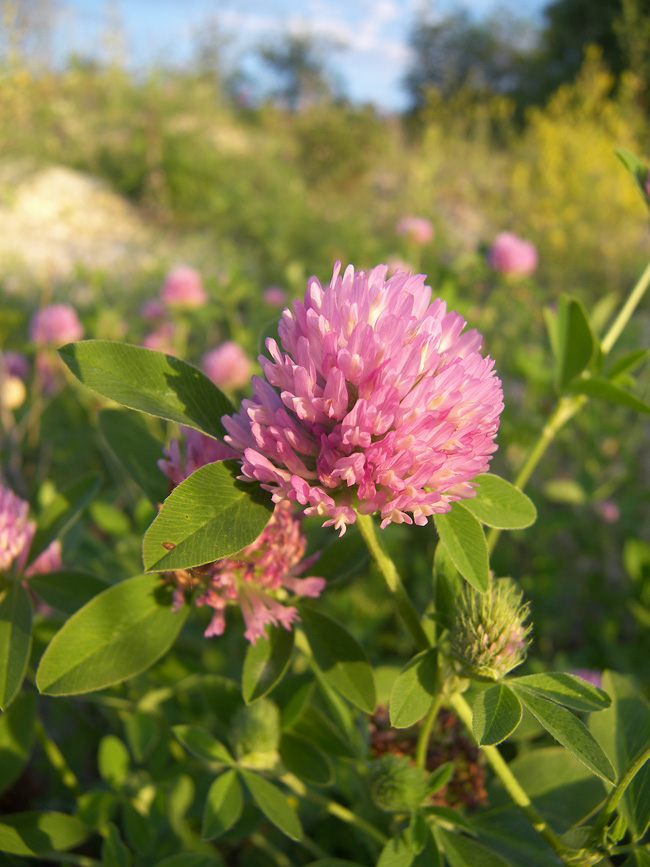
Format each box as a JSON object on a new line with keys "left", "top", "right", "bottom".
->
{"left": 591, "top": 743, "right": 650, "bottom": 844}
{"left": 415, "top": 694, "right": 444, "bottom": 770}
{"left": 250, "top": 831, "right": 294, "bottom": 866}
{"left": 487, "top": 394, "right": 586, "bottom": 554}
{"left": 601, "top": 260, "right": 650, "bottom": 355}
{"left": 34, "top": 718, "right": 82, "bottom": 797}
{"left": 450, "top": 693, "right": 570, "bottom": 862}
{"left": 355, "top": 512, "right": 430, "bottom": 652}
{"left": 282, "top": 772, "right": 388, "bottom": 846}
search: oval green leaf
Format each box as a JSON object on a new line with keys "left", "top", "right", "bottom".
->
{"left": 299, "top": 607, "right": 376, "bottom": 713}
{"left": 389, "top": 648, "right": 438, "bottom": 729}
{"left": 202, "top": 769, "right": 242, "bottom": 840}
{"left": 514, "top": 687, "right": 616, "bottom": 782}
{"left": 435, "top": 827, "right": 510, "bottom": 867}
{"left": 172, "top": 725, "right": 235, "bottom": 765}
{"left": 26, "top": 570, "right": 110, "bottom": 616}
{"left": 510, "top": 672, "right": 611, "bottom": 712}
{"left": 142, "top": 461, "right": 273, "bottom": 572}
{"left": 473, "top": 684, "right": 522, "bottom": 746}
{"left": 35, "top": 574, "right": 188, "bottom": 695}
{"left": 279, "top": 733, "right": 333, "bottom": 786}
{"left": 0, "top": 581, "right": 32, "bottom": 711}
{"left": 99, "top": 408, "right": 169, "bottom": 504}
{"left": 26, "top": 473, "right": 101, "bottom": 568}
{"left": 243, "top": 627, "right": 294, "bottom": 704}
{"left": 567, "top": 376, "right": 650, "bottom": 414}
{"left": 0, "top": 812, "right": 89, "bottom": 856}
{"left": 0, "top": 691, "right": 36, "bottom": 796}
{"left": 59, "top": 340, "right": 234, "bottom": 439}
{"left": 556, "top": 296, "right": 595, "bottom": 389}
{"left": 240, "top": 769, "right": 303, "bottom": 841}
{"left": 460, "top": 474, "right": 537, "bottom": 530}
{"left": 615, "top": 148, "right": 650, "bottom": 208}
{"left": 433, "top": 504, "right": 489, "bottom": 593}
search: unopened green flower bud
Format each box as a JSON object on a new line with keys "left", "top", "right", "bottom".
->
{"left": 229, "top": 699, "right": 280, "bottom": 769}
{"left": 450, "top": 578, "right": 532, "bottom": 681}
{"left": 367, "top": 755, "right": 429, "bottom": 813}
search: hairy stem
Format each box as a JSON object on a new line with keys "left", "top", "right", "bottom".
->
{"left": 356, "top": 512, "right": 430, "bottom": 652}
{"left": 415, "top": 694, "right": 444, "bottom": 770}
{"left": 281, "top": 772, "right": 388, "bottom": 846}
{"left": 450, "top": 693, "right": 571, "bottom": 862}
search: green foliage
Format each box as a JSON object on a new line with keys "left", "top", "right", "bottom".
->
{"left": 0, "top": 691, "right": 36, "bottom": 795}
{"left": 460, "top": 474, "right": 537, "bottom": 530}
{"left": 36, "top": 574, "right": 188, "bottom": 695}
{"left": 0, "top": 581, "right": 32, "bottom": 710}
{"left": 433, "top": 504, "right": 489, "bottom": 593}
{"left": 242, "top": 628, "right": 295, "bottom": 703}
{"left": 99, "top": 408, "right": 169, "bottom": 504}
{"left": 389, "top": 648, "right": 439, "bottom": 729}
{"left": 142, "top": 461, "right": 273, "bottom": 572}
{"left": 473, "top": 684, "right": 523, "bottom": 746}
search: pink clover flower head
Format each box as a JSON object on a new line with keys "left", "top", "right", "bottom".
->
{"left": 594, "top": 499, "right": 620, "bottom": 524}
{"left": 142, "top": 323, "right": 176, "bottom": 354}
{"left": 30, "top": 304, "right": 84, "bottom": 346}
{"left": 140, "top": 299, "right": 166, "bottom": 321}
{"left": 0, "top": 484, "right": 62, "bottom": 575}
{"left": 159, "top": 426, "right": 237, "bottom": 487}
{"left": 487, "top": 231, "right": 538, "bottom": 277}
{"left": 264, "top": 286, "right": 288, "bottom": 307}
{"left": 3, "top": 351, "right": 29, "bottom": 380}
{"left": 397, "top": 216, "right": 434, "bottom": 246}
{"left": 223, "top": 262, "right": 504, "bottom": 534}
{"left": 193, "top": 500, "right": 325, "bottom": 644}
{"left": 160, "top": 266, "right": 208, "bottom": 309}
{"left": 203, "top": 341, "right": 253, "bottom": 391}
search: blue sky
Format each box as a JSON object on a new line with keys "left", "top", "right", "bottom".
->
{"left": 59, "top": 0, "right": 547, "bottom": 110}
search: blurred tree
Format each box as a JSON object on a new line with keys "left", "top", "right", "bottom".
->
{"left": 0, "top": 0, "right": 59, "bottom": 68}
{"left": 258, "top": 33, "right": 341, "bottom": 111}
{"left": 404, "top": 9, "right": 534, "bottom": 109}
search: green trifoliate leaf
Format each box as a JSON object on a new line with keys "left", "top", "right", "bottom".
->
{"left": 172, "top": 725, "right": 235, "bottom": 766}
{"left": 299, "top": 607, "right": 376, "bottom": 713}
{"left": 389, "top": 648, "right": 438, "bottom": 729}
{"left": 242, "top": 627, "right": 294, "bottom": 704}
{"left": 555, "top": 296, "right": 595, "bottom": 390}
{"left": 35, "top": 574, "right": 187, "bottom": 696}
{"left": 240, "top": 769, "right": 303, "bottom": 840}
{"left": 434, "top": 504, "right": 489, "bottom": 593}
{"left": 142, "top": 461, "right": 273, "bottom": 573}
{"left": 510, "top": 672, "right": 610, "bottom": 712}
{"left": 202, "top": 769, "right": 242, "bottom": 841}
{"left": 514, "top": 688, "right": 616, "bottom": 782}
{"left": 0, "top": 812, "right": 89, "bottom": 857}
{"left": 473, "top": 684, "right": 522, "bottom": 746}
{"left": 0, "top": 581, "right": 32, "bottom": 711}
{"left": 59, "top": 340, "right": 234, "bottom": 439}
{"left": 461, "top": 474, "right": 536, "bottom": 529}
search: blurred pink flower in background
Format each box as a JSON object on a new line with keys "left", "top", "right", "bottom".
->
{"left": 203, "top": 340, "right": 252, "bottom": 391}
{"left": 160, "top": 266, "right": 208, "bottom": 309}
{"left": 0, "top": 484, "right": 62, "bottom": 575}
{"left": 30, "top": 304, "right": 84, "bottom": 346}
{"left": 594, "top": 499, "right": 620, "bottom": 523}
{"left": 142, "top": 323, "right": 176, "bottom": 354}
{"left": 387, "top": 257, "right": 412, "bottom": 276}
{"left": 224, "top": 262, "right": 503, "bottom": 534}
{"left": 487, "top": 231, "right": 538, "bottom": 276}
{"left": 3, "top": 351, "right": 29, "bottom": 380}
{"left": 140, "top": 299, "right": 166, "bottom": 321}
{"left": 571, "top": 669, "right": 603, "bottom": 689}
{"left": 159, "top": 429, "right": 324, "bottom": 643}
{"left": 263, "top": 285, "right": 288, "bottom": 307}
{"left": 397, "top": 216, "right": 434, "bottom": 245}
{"left": 645, "top": 170, "right": 650, "bottom": 198}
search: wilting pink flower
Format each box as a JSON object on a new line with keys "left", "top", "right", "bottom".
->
{"left": 158, "top": 426, "right": 237, "bottom": 487}
{"left": 594, "top": 499, "right": 620, "bottom": 524}
{"left": 160, "top": 266, "right": 208, "bottom": 309}
{"left": 224, "top": 262, "right": 503, "bottom": 534}
{"left": 140, "top": 299, "right": 166, "bottom": 321}
{"left": 487, "top": 232, "right": 538, "bottom": 277}
{"left": 159, "top": 430, "right": 324, "bottom": 643}
{"left": 397, "top": 216, "right": 434, "bottom": 246}
{"left": 0, "top": 484, "right": 62, "bottom": 575}
{"left": 264, "top": 285, "right": 288, "bottom": 307}
{"left": 2, "top": 351, "right": 29, "bottom": 380}
{"left": 30, "top": 304, "right": 84, "bottom": 346}
{"left": 203, "top": 341, "right": 252, "bottom": 391}
{"left": 193, "top": 501, "right": 325, "bottom": 643}
{"left": 142, "top": 323, "right": 176, "bottom": 354}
